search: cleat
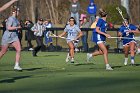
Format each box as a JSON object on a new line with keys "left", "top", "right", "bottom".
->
{"left": 106, "top": 66, "right": 113, "bottom": 71}
{"left": 14, "top": 66, "right": 22, "bottom": 71}
{"left": 71, "top": 58, "right": 74, "bottom": 63}
{"left": 29, "top": 48, "right": 34, "bottom": 51}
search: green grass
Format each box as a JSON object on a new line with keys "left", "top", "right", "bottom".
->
{"left": 0, "top": 51, "right": 140, "bottom": 93}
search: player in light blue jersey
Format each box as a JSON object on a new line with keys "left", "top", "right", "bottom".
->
{"left": 0, "top": 6, "right": 22, "bottom": 71}
{"left": 118, "top": 18, "right": 140, "bottom": 65}
{"left": 87, "top": 9, "right": 113, "bottom": 70}
{"left": 59, "top": 17, "right": 83, "bottom": 63}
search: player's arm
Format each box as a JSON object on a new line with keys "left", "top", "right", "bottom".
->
{"left": 75, "top": 31, "right": 83, "bottom": 40}
{"left": 58, "top": 31, "right": 67, "bottom": 37}
{"left": 0, "top": 0, "right": 18, "bottom": 12}
{"left": 96, "top": 27, "right": 111, "bottom": 38}
{"left": 31, "top": 24, "right": 38, "bottom": 32}
{"left": 128, "top": 29, "right": 140, "bottom": 34}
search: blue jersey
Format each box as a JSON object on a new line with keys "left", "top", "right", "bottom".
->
{"left": 119, "top": 24, "right": 137, "bottom": 45}
{"left": 92, "top": 18, "right": 108, "bottom": 43}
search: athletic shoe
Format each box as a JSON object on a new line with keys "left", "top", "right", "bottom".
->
{"left": 14, "top": 66, "right": 22, "bottom": 71}
{"left": 87, "top": 53, "right": 92, "bottom": 62}
{"left": 106, "top": 66, "right": 113, "bottom": 70}
{"left": 66, "top": 53, "right": 70, "bottom": 62}
{"left": 71, "top": 58, "right": 74, "bottom": 63}
{"left": 29, "top": 48, "right": 34, "bottom": 51}
{"left": 32, "top": 50, "right": 37, "bottom": 57}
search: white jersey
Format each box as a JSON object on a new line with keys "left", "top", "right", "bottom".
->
{"left": 64, "top": 24, "right": 81, "bottom": 42}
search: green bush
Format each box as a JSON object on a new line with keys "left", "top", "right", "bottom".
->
{"left": 104, "top": 5, "right": 128, "bottom": 25}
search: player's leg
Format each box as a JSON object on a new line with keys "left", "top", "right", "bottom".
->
{"left": 98, "top": 42, "right": 113, "bottom": 70}
{"left": 0, "top": 44, "right": 9, "bottom": 59}
{"left": 11, "top": 40, "right": 22, "bottom": 70}
{"left": 129, "top": 42, "right": 136, "bottom": 65}
{"left": 68, "top": 41, "right": 75, "bottom": 63}
{"left": 123, "top": 44, "right": 129, "bottom": 65}
{"left": 87, "top": 47, "right": 103, "bottom": 62}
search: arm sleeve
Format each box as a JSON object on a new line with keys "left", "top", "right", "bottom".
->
{"left": 31, "top": 24, "right": 37, "bottom": 31}
{"left": 64, "top": 26, "right": 68, "bottom": 32}
{"left": 76, "top": 26, "right": 81, "bottom": 32}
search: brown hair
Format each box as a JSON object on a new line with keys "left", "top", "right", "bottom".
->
{"left": 11, "top": 6, "right": 19, "bottom": 13}
{"left": 99, "top": 8, "right": 107, "bottom": 17}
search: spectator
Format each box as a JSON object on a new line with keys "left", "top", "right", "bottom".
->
{"left": 87, "top": 1, "right": 97, "bottom": 25}
{"left": 70, "top": 0, "right": 80, "bottom": 26}
{"left": 80, "top": 17, "right": 90, "bottom": 52}
{"left": 90, "top": 16, "right": 99, "bottom": 29}
{"left": 17, "top": 20, "right": 24, "bottom": 47}
{"left": 1, "top": 18, "right": 8, "bottom": 35}
{"left": 31, "top": 18, "right": 46, "bottom": 57}
{"left": 25, "top": 20, "right": 34, "bottom": 51}
{"left": 43, "top": 20, "right": 53, "bottom": 46}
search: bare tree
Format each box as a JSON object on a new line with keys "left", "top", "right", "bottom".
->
{"left": 30, "top": 0, "right": 36, "bottom": 23}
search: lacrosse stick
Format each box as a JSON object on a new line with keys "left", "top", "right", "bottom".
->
{"left": 108, "top": 37, "right": 140, "bottom": 41}
{"left": 116, "top": 7, "right": 131, "bottom": 31}
{"left": 48, "top": 32, "right": 79, "bottom": 42}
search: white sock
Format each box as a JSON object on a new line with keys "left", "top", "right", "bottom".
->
{"left": 131, "top": 60, "right": 135, "bottom": 63}
{"left": 125, "top": 58, "right": 128, "bottom": 62}
{"left": 106, "top": 64, "right": 110, "bottom": 67}
{"left": 15, "top": 62, "right": 19, "bottom": 67}
{"left": 89, "top": 54, "right": 93, "bottom": 58}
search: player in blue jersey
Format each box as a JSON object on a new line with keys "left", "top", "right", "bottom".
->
{"left": 87, "top": 9, "right": 113, "bottom": 70}
{"left": 118, "top": 18, "right": 140, "bottom": 65}
{"left": 59, "top": 17, "right": 83, "bottom": 63}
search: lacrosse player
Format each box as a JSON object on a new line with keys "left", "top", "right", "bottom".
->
{"left": 0, "top": 6, "right": 22, "bottom": 71}
{"left": 58, "top": 17, "right": 83, "bottom": 63}
{"left": 118, "top": 18, "right": 140, "bottom": 65}
{"left": 86, "top": 9, "right": 113, "bottom": 70}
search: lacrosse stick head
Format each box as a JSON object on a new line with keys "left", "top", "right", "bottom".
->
{"left": 48, "top": 31, "right": 55, "bottom": 37}
{"left": 135, "top": 37, "right": 140, "bottom": 41}
{"left": 116, "top": 7, "right": 122, "bottom": 14}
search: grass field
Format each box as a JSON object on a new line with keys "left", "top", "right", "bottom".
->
{"left": 0, "top": 51, "right": 140, "bottom": 93}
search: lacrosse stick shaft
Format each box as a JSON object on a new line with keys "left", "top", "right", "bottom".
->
{"left": 108, "top": 37, "right": 136, "bottom": 40}
{"left": 116, "top": 7, "right": 131, "bottom": 31}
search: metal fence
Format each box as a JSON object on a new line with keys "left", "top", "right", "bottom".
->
{"left": 0, "top": 27, "right": 121, "bottom": 53}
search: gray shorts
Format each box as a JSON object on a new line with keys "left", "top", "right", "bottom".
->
{"left": 1, "top": 31, "right": 19, "bottom": 45}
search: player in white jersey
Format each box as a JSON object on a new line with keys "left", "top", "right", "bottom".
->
{"left": 59, "top": 17, "right": 83, "bottom": 63}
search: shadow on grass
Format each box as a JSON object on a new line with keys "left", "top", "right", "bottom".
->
{"left": 130, "top": 64, "right": 140, "bottom": 66}
{"left": 74, "top": 63, "right": 94, "bottom": 66}
{"left": 112, "top": 66, "right": 123, "bottom": 69}
{"left": 43, "top": 55, "right": 60, "bottom": 57}
{"left": 23, "top": 67, "right": 43, "bottom": 71}
{"left": 0, "top": 75, "right": 32, "bottom": 83}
